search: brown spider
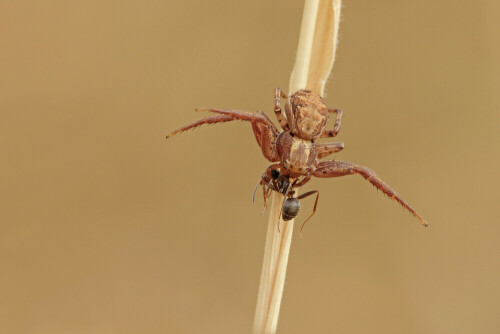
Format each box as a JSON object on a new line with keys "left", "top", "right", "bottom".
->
{"left": 166, "top": 87, "right": 427, "bottom": 228}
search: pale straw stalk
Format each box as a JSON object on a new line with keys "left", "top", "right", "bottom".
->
{"left": 252, "top": 1, "right": 342, "bottom": 333}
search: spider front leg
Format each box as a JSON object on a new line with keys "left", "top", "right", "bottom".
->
{"left": 313, "top": 160, "right": 428, "bottom": 227}
{"left": 167, "top": 108, "right": 280, "bottom": 162}
{"left": 316, "top": 142, "right": 345, "bottom": 159}
{"left": 196, "top": 108, "right": 280, "bottom": 162}
{"left": 274, "top": 87, "right": 289, "bottom": 131}
{"left": 295, "top": 174, "right": 312, "bottom": 188}
{"left": 166, "top": 114, "right": 240, "bottom": 139}
{"left": 320, "top": 109, "right": 343, "bottom": 138}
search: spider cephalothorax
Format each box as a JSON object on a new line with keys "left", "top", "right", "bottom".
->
{"left": 166, "top": 87, "right": 427, "bottom": 228}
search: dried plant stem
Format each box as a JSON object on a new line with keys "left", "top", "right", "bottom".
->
{"left": 252, "top": 195, "right": 294, "bottom": 334}
{"left": 252, "top": 1, "right": 342, "bottom": 334}
{"left": 289, "top": 0, "right": 321, "bottom": 94}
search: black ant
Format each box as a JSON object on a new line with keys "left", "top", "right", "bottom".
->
{"left": 253, "top": 168, "right": 319, "bottom": 231}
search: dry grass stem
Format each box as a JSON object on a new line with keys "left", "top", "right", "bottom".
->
{"left": 252, "top": 1, "right": 342, "bottom": 334}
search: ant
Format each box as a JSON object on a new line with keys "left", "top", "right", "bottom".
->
{"left": 253, "top": 167, "right": 318, "bottom": 231}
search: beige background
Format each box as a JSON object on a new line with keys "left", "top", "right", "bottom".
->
{"left": 1, "top": 1, "right": 499, "bottom": 333}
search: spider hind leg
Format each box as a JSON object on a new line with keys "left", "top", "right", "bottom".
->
{"left": 313, "top": 160, "right": 428, "bottom": 227}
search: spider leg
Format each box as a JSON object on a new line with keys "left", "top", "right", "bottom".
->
{"left": 168, "top": 108, "right": 280, "bottom": 162}
{"left": 196, "top": 108, "right": 274, "bottom": 125}
{"left": 295, "top": 174, "right": 312, "bottom": 188}
{"left": 166, "top": 114, "right": 238, "bottom": 139}
{"left": 313, "top": 160, "right": 428, "bottom": 227}
{"left": 319, "top": 109, "right": 343, "bottom": 138}
{"left": 274, "top": 87, "right": 289, "bottom": 131}
{"left": 316, "top": 142, "right": 345, "bottom": 159}
{"left": 196, "top": 108, "right": 280, "bottom": 162}
{"left": 284, "top": 102, "right": 299, "bottom": 135}
{"left": 262, "top": 163, "right": 282, "bottom": 182}
{"left": 296, "top": 190, "right": 320, "bottom": 233}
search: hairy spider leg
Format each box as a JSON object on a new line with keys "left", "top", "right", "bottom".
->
{"left": 274, "top": 87, "right": 289, "bottom": 131}
{"left": 316, "top": 142, "right": 345, "bottom": 159}
{"left": 196, "top": 108, "right": 280, "bottom": 162}
{"left": 166, "top": 114, "right": 238, "bottom": 139}
{"left": 262, "top": 163, "right": 282, "bottom": 182}
{"left": 283, "top": 96, "right": 299, "bottom": 135}
{"left": 296, "top": 190, "right": 320, "bottom": 233}
{"left": 320, "top": 108, "right": 343, "bottom": 138}
{"left": 313, "top": 160, "right": 428, "bottom": 227}
{"left": 167, "top": 108, "right": 281, "bottom": 162}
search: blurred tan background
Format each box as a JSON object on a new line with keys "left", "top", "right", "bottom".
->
{"left": 1, "top": 1, "right": 499, "bottom": 333}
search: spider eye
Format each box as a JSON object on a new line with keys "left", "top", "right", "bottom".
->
{"left": 271, "top": 170, "right": 280, "bottom": 180}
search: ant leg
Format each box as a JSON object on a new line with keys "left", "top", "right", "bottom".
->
{"left": 252, "top": 178, "right": 272, "bottom": 215}
{"left": 260, "top": 185, "right": 270, "bottom": 216}
{"left": 274, "top": 87, "right": 289, "bottom": 131}
{"left": 296, "top": 190, "right": 320, "bottom": 232}
{"left": 316, "top": 142, "right": 345, "bottom": 159}
{"left": 319, "top": 109, "right": 343, "bottom": 138}
{"left": 313, "top": 160, "right": 428, "bottom": 227}
{"left": 261, "top": 176, "right": 277, "bottom": 214}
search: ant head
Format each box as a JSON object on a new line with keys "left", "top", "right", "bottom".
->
{"left": 277, "top": 176, "right": 291, "bottom": 194}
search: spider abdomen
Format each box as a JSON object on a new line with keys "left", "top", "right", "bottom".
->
{"left": 286, "top": 89, "right": 328, "bottom": 140}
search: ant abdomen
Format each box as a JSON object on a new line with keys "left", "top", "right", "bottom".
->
{"left": 282, "top": 197, "right": 301, "bottom": 221}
